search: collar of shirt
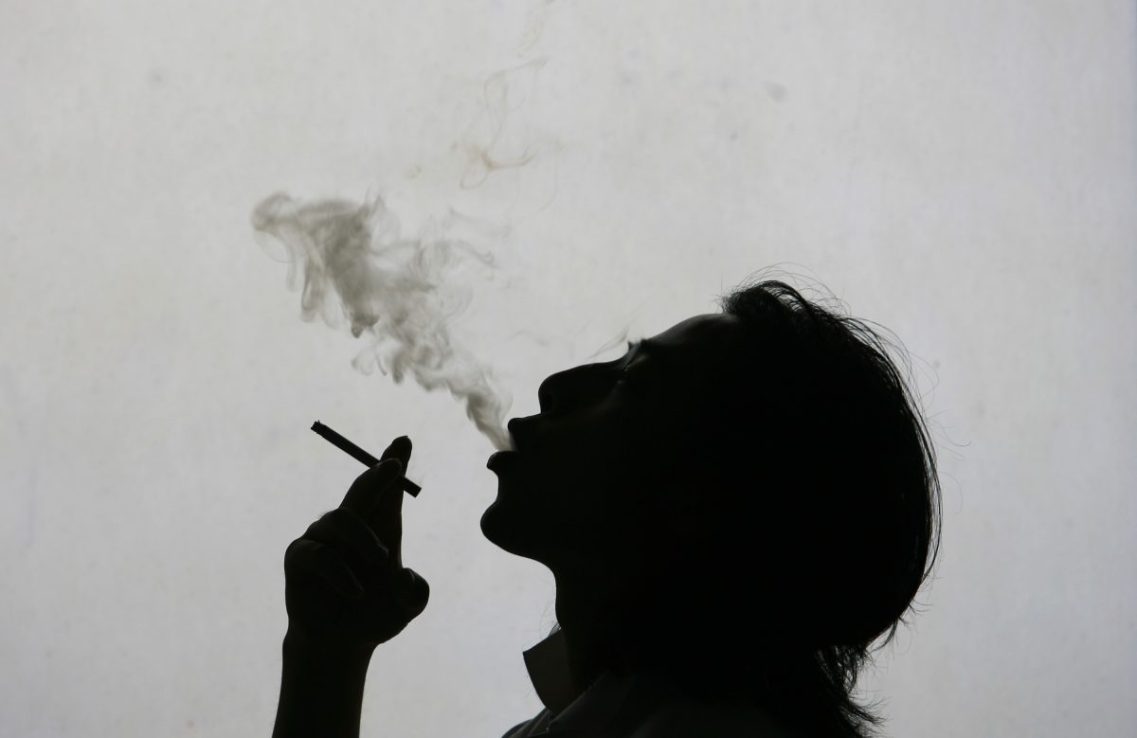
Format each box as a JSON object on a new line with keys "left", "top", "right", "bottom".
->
{"left": 519, "top": 629, "right": 796, "bottom": 738}
{"left": 521, "top": 627, "right": 580, "bottom": 716}
{"left": 521, "top": 628, "right": 685, "bottom": 736}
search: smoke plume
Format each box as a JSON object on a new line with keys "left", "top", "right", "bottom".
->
{"left": 251, "top": 192, "right": 514, "bottom": 451}
{"left": 249, "top": 22, "right": 566, "bottom": 453}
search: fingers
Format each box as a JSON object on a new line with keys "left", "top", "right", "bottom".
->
{"left": 287, "top": 537, "right": 431, "bottom": 628}
{"left": 368, "top": 460, "right": 406, "bottom": 568}
{"left": 340, "top": 457, "right": 403, "bottom": 517}
{"left": 328, "top": 434, "right": 414, "bottom": 577}
{"left": 285, "top": 538, "right": 366, "bottom": 599}
{"left": 379, "top": 435, "right": 412, "bottom": 470}
{"left": 394, "top": 567, "right": 430, "bottom": 618}
{"left": 304, "top": 508, "right": 390, "bottom": 569}
{"left": 339, "top": 435, "right": 412, "bottom": 517}
{"left": 379, "top": 435, "right": 415, "bottom": 498}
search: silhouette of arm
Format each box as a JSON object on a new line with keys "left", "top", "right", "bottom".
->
{"left": 272, "top": 631, "right": 374, "bottom": 738}
{"left": 272, "top": 438, "right": 429, "bottom": 738}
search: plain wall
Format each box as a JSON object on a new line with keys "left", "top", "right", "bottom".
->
{"left": 1, "top": 1, "right": 1134, "bottom": 736}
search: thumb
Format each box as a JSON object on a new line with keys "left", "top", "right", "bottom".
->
{"left": 341, "top": 457, "right": 403, "bottom": 517}
{"left": 394, "top": 567, "right": 430, "bottom": 618}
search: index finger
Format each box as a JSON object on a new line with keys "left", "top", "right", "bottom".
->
{"left": 340, "top": 457, "right": 403, "bottom": 518}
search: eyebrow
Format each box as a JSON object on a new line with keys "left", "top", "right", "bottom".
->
{"left": 625, "top": 339, "right": 657, "bottom": 361}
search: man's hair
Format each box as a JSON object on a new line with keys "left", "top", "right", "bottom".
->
{"left": 605, "top": 274, "right": 943, "bottom": 738}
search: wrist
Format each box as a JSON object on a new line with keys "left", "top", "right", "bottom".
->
{"left": 274, "top": 628, "right": 374, "bottom": 738}
{"left": 283, "top": 626, "right": 376, "bottom": 668}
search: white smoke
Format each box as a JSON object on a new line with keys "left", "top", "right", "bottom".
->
{"left": 250, "top": 17, "right": 566, "bottom": 453}
{"left": 251, "top": 192, "right": 514, "bottom": 451}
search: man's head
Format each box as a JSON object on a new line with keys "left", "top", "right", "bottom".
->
{"left": 481, "top": 311, "right": 743, "bottom": 565}
{"left": 483, "top": 278, "right": 941, "bottom": 688}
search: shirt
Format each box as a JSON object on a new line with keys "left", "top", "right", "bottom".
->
{"left": 499, "top": 629, "right": 794, "bottom": 738}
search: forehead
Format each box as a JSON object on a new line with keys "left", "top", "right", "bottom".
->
{"left": 645, "top": 313, "right": 743, "bottom": 365}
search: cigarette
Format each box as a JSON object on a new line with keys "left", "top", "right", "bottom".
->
{"left": 310, "top": 421, "right": 421, "bottom": 497}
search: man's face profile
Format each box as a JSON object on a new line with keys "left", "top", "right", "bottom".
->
{"left": 481, "top": 312, "right": 747, "bottom": 569}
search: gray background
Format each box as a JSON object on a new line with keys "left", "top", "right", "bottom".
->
{"left": 2, "top": 1, "right": 1134, "bottom": 736}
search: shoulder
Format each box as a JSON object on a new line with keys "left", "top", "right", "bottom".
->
{"left": 500, "top": 707, "right": 554, "bottom": 738}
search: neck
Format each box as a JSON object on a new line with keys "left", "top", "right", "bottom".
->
{"left": 551, "top": 563, "right": 620, "bottom": 693}
{"left": 544, "top": 523, "right": 663, "bottom": 692}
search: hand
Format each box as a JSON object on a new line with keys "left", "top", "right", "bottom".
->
{"left": 282, "top": 436, "right": 430, "bottom": 654}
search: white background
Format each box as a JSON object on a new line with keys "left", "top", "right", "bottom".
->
{"left": 2, "top": 2, "right": 1134, "bottom": 736}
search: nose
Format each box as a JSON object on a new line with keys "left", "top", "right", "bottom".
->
{"left": 536, "top": 364, "right": 610, "bottom": 415}
{"left": 537, "top": 375, "right": 558, "bottom": 414}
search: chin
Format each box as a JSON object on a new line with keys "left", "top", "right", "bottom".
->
{"left": 480, "top": 503, "right": 544, "bottom": 560}
{"left": 479, "top": 501, "right": 514, "bottom": 548}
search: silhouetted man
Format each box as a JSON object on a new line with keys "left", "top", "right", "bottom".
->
{"left": 271, "top": 279, "right": 942, "bottom": 738}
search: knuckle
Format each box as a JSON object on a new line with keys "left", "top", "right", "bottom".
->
{"left": 303, "top": 515, "right": 335, "bottom": 542}
{"left": 307, "top": 509, "right": 365, "bottom": 545}
{"left": 357, "top": 459, "right": 402, "bottom": 488}
{"left": 285, "top": 537, "right": 313, "bottom": 558}
{"left": 283, "top": 538, "right": 317, "bottom": 571}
